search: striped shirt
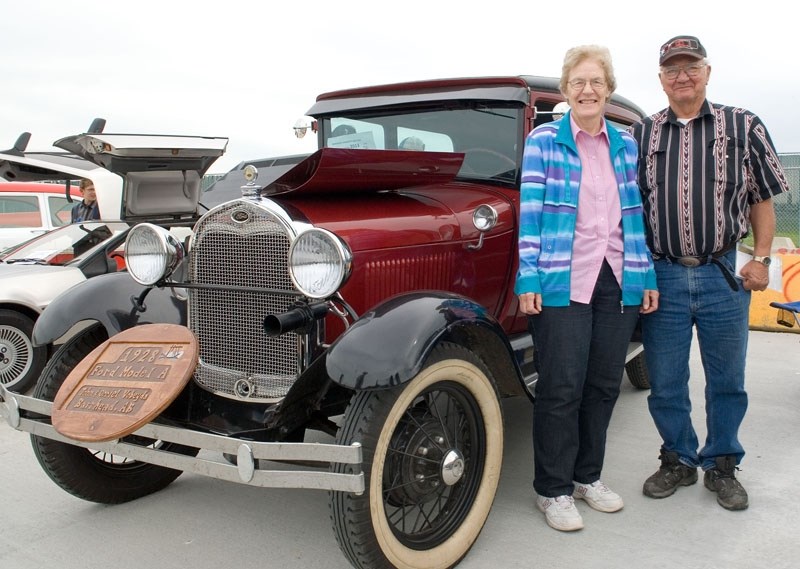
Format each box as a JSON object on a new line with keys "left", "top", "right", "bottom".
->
{"left": 629, "top": 100, "right": 789, "bottom": 257}
{"left": 515, "top": 113, "right": 656, "bottom": 307}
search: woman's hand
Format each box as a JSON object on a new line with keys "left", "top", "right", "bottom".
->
{"left": 640, "top": 289, "right": 659, "bottom": 314}
{"left": 518, "top": 293, "right": 543, "bottom": 315}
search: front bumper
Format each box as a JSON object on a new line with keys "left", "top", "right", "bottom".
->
{"left": 0, "top": 384, "right": 364, "bottom": 494}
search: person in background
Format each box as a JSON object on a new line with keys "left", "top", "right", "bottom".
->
{"left": 515, "top": 45, "right": 658, "bottom": 532}
{"left": 71, "top": 178, "right": 100, "bottom": 222}
{"left": 399, "top": 136, "right": 425, "bottom": 151}
{"left": 630, "top": 35, "right": 790, "bottom": 511}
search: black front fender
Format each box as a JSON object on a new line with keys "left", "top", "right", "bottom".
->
{"left": 325, "top": 291, "right": 524, "bottom": 394}
{"left": 33, "top": 272, "right": 187, "bottom": 346}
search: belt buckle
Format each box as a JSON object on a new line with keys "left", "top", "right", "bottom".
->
{"left": 677, "top": 256, "right": 701, "bottom": 268}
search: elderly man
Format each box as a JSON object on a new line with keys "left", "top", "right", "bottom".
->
{"left": 630, "top": 35, "right": 789, "bottom": 511}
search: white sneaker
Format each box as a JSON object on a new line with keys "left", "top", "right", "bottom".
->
{"left": 573, "top": 480, "right": 624, "bottom": 512}
{"left": 536, "top": 494, "right": 584, "bottom": 531}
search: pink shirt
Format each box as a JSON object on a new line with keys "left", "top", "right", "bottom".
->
{"left": 569, "top": 115, "right": 624, "bottom": 303}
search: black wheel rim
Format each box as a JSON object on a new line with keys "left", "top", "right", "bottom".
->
{"left": 382, "top": 380, "right": 485, "bottom": 549}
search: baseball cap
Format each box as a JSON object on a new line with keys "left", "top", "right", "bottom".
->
{"left": 659, "top": 35, "right": 706, "bottom": 65}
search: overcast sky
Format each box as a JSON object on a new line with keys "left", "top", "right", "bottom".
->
{"left": 1, "top": 0, "right": 796, "bottom": 174}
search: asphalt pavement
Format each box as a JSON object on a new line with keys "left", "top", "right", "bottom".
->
{"left": 1, "top": 329, "right": 798, "bottom": 569}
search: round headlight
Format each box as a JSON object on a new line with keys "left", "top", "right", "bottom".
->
{"left": 125, "top": 223, "right": 184, "bottom": 286}
{"left": 289, "top": 229, "right": 351, "bottom": 299}
{"left": 473, "top": 204, "right": 498, "bottom": 232}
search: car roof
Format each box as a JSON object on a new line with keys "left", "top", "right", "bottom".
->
{"left": 308, "top": 75, "right": 646, "bottom": 120}
{"left": 0, "top": 181, "right": 81, "bottom": 196}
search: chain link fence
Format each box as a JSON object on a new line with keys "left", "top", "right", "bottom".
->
{"left": 777, "top": 153, "right": 799, "bottom": 249}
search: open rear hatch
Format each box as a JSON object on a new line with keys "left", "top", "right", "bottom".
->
{"left": 54, "top": 133, "right": 228, "bottom": 223}
{"left": 0, "top": 130, "right": 125, "bottom": 220}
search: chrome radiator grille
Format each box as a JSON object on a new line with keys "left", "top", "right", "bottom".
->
{"left": 188, "top": 201, "right": 299, "bottom": 401}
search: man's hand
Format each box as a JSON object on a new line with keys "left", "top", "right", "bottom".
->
{"left": 518, "top": 293, "right": 542, "bottom": 315}
{"left": 740, "top": 259, "right": 770, "bottom": 291}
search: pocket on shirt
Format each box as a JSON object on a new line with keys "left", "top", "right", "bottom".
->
{"left": 708, "top": 135, "right": 747, "bottom": 183}
{"left": 643, "top": 149, "right": 668, "bottom": 195}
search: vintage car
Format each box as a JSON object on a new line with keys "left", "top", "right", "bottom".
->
{"left": 0, "top": 220, "right": 130, "bottom": 393}
{"left": 0, "top": 76, "right": 648, "bottom": 569}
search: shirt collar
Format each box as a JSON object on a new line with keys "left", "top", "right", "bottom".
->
{"left": 569, "top": 112, "right": 609, "bottom": 142}
{"left": 666, "top": 99, "right": 713, "bottom": 124}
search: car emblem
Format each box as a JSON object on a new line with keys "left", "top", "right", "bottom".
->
{"left": 231, "top": 209, "right": 251, "bottom": 223}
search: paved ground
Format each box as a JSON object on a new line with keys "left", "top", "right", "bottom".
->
{"left": 1, "top": 330, "right": 798, "bottom": 569}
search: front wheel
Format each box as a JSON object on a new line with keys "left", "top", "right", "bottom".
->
{"left": 329, "top": 343, "right": 504, "bottom": 569}
{"left": 30, "top": 323, "right": 198, "bottom": 504}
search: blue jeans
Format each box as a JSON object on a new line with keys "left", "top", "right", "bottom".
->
{"left": 530, "top": 261, "right": 640, "bottom": 497}
{"left": 642, "top": 249, "right": 750, "bottom": 470}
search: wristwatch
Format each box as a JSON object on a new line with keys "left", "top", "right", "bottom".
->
{"left": 753, "top": 255, "right": 772, "bottom": 266}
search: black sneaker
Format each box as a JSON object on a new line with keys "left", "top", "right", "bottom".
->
{"left": 643, "top": 450, "right": 698, "bottom": 498}
{"left": 704, "top": 456, "right": 749, "bottom": 510}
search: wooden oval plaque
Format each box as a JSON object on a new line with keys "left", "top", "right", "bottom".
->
{"left": 52, "top": 324, "right": 198, "bottom": 442}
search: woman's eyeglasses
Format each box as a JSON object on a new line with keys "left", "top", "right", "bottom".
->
{"left": 567, "top": 78, "right": 606, "bottom": 91}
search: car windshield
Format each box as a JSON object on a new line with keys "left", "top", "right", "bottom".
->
{"left": 320, "top": 101, "right": 525, "bottom": 185}
{"left": 0, "top": 221, "right": 130, "bottom": 265}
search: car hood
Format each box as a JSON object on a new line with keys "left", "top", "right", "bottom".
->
{"left": 242, "top": 147, "right": 465, "bottom": 197}
{"left": 0, "top": 264, "right": 85, "bottom": 310}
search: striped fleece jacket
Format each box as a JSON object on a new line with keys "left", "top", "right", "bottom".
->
{"left": 514, "top": 112, "right": 657, "bottom": 307}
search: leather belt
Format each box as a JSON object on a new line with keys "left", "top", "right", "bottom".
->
{"left": 652, "top": 243, "right": 739, "bottom": 290}
{"left": 651, "top": 243, "right": 736, "bottom": 267}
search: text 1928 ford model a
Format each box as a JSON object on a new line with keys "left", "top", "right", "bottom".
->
{"left": 0, "top": 76, "right": 647, "bottom": 569}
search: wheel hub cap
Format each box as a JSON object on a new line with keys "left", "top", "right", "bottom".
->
{"left": 0, "top": 326, "right": 32, "bottom": 385}
{"left": 441, "top": 449, "right": 465, "bottom": 486}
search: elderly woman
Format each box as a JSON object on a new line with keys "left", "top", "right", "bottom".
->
{"left": 515, "top": 45, "right": 658, "bottom": 532}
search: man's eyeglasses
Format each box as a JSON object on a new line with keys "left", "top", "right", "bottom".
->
{"left": 567, "top": 78, "right": 606, "bottom": 91}
{"left": 660, "top": 63, "right": 706, "bottom": 80}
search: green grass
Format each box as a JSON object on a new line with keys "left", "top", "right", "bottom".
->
{"left": 741, "top": 229, "right": 799, "bottom": 248}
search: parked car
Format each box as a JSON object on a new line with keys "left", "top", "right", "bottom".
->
{"left": 0, "top": 181, "right": 83, "bottom": 251}
{"left": 0, "top": 220, "right": 130, "bottom": 392}
{"left": 0, "top": 76, "right": 649, "bottom": 569}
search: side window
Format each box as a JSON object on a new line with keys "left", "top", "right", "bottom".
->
{"left": 49, "top": 196, "right": 75, "bottom": 226}
{"left": 532, "top": 101, "right": 565, "bottom": 129}
{"left": 0, "top": 195, "right": 41, "bottom": 228}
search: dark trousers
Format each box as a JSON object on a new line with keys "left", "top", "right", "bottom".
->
{"left": 530, "top": 260, "right": 640, "bottom": 497}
